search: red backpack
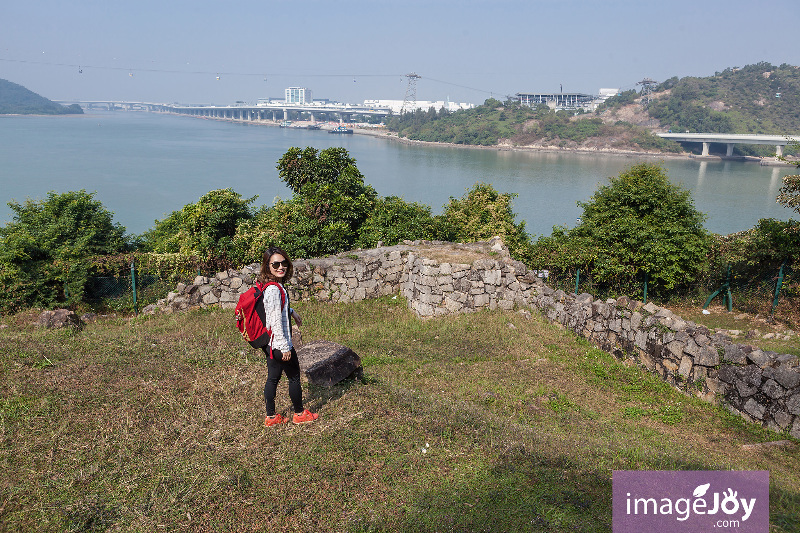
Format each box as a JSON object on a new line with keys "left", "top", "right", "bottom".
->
{"left": 234, "top": 281, "right": 286, "bottom": 349}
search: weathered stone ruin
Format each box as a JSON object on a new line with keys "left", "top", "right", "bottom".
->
{"left": 149, "top": 238, "right": 800, "bottom": 438}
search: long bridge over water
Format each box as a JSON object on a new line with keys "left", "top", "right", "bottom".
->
{"left": 657, "top": 132, "right": 800, "bottom": 157}
{"left": 57, "top": 100, "right": 393, "bottom": 123}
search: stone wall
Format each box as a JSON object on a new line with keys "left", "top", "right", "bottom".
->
{"left": 149, "top": 238, "right": 800, "bottom": 438}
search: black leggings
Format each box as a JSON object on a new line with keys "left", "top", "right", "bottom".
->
{"left": 262, "top": 347, "right": 304, "bottom": 416}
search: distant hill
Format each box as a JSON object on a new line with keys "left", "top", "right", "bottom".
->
{"left": 646, "top": 62, "right": 800, "bottom": 135}
{"left": 386, "top": 62, "right": 800, "bottom": 156}
{"left": 0, "top": 79, "right": 83, "bottom": 115}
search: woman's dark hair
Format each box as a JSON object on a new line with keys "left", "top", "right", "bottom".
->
{"left": 258, "top": 246, "right": 294, "bottom": 284}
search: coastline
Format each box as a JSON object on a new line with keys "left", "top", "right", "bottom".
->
{"left": 351, "top": 126, "right": 795, "bottom": 165}
{"left": 164, "top": 112, "right": 794, "bottom": 166}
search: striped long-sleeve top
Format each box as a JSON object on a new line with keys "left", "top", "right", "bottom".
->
{"left": 262, "top": 283, "right": 292, "bottom": 353}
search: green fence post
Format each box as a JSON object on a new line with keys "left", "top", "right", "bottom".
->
{"left": 704, "top": 264, "right": 733, "bottom": 312}
{"left": 575, "top": 269, "right": 580, "bottom": 295}
{"left": 130, "top": 261, "right": 138, "bottom": 316}
{"left": 642, "top": 271, "right": 649, "bottom": 304}
{"left": 771, "top": 261, "right": 786, "bottom": 315}
{"left": 724, "top": 264, "right": 733, "bottom": 312}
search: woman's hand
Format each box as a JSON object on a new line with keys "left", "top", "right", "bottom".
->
{"left": 291, "top": 309, "right": 303, "bottom": 327}
{"left": 282, "top": 350, "right": 292, "bottom": 361}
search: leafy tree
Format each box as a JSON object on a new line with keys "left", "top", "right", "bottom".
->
{"left": 778, "top": 174, "right": 800, "bottom": 214}
{"left": 777, "top": 140, "right": 800, "bottom": 215}
{"left": 0, "top": 190, "right": 126, "bottom": 310}
{"left": 355, "top": 196, "right": 439, "bottom": 248}
{"left": 233, "top": 147, "right": 378, "bottom": 261}
{"left": 438, "top": 183, "right": 530, "bottom": 260}
{"left": 531, "top": 164, "right": 710, "bottom": 294}
{"left": 141, "top": 188, "right": 256, "bottom": 260}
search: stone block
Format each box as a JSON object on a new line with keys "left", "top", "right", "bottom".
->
{"left": 792, "top": 420, "right": 800, "bottom": 440}
{"left": 666, "top": 340, "right": 684, "bottom": 359}
{"left": 683, "top": 339, "right": 701, "bottom": 358}
{"left": 36, "top": 309, "right": 84, "bottom": 330}
{"left": 723, "top": 345, "right": 748, "bottom": 365}
{"left": 630, "top": 312, "right": 642, "bottom": 330}
{"left": 634, "top": 331, "right": 648, "bottom": 350}
{"left": 592, "top": 301, "right": 610, "bottom": 319}
{"left": 786, "top": 394, "right": 800, "bottom": 415}
{"left": 643, "top": 302, "right": 660, "bottom": 314}
{"left": 415, "top": 302, "right": 435, "bottom": 317}
{"left": 744, "top": 398, "right": 766, "bottom": 420}
{"left": 772, "top": 409, "right": 793, "bottom": 430}
{"left": 219, "top": 291, "right": 237, "bottom": 303}
{"left": 202, "top": 292, "right": 220, "bottom": 305}
{"left": 498, "top": 299, "right": 514, "bottom": 310}
{"left": 697, "top": 346, "right": 721, "bottom": 367}
{"left": 747, "top": 349, "right": 775, "bottom": 368}
{"left": 735, "top": 380, "right": 759, "bottom": 398}
{"left": 473, "top": 293, "right": 490, "bottom": 307}
{"left": 663, "top": 359, "right": 679, "bottom": 372}
{"left": 678, "top": 356, "right": 693, "bottom": 378}
{"left": 763, "top": 379, "right": 786, "bottom": 399}
{"left": 297, "top": 340, "right": 362, "bottom": 388}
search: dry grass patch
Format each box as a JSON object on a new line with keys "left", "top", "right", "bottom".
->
{"left": 1, "top": 298, "right": 799, "bottom": 532}
{"left": 411, "top": 245, "right": 492, "bottom": 266}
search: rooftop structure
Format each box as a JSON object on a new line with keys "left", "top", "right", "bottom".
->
{"left": 515, "top": 92, "right": 595, "bottom": 110}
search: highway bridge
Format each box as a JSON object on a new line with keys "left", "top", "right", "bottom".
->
{"left": 56, "top": 100, "right": 394, "bottom": 123}
{"left": 657, "top": 132, "right": 800, "bottom": 157}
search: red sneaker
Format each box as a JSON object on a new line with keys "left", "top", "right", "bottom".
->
{"left": 292, "top": 409, "right": 319, "bottom": 425}
{"left": 264, "top": 414, "right": 287, "bottom": 427}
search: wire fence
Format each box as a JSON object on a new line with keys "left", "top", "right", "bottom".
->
{"left": 538, "top": 262, "right": 797, "bottom": 324}
{"left": 71, "top": 254, "right": 233, "bottom": 315}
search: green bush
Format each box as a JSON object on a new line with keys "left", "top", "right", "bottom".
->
{"left": 438, "top": 183, "right": 531, "bottom": 261}
{"left": 0, "top": 190, "right": 127, "bottom": 310}
{"left": 355, "top": 196, "right": 439, "bottom": 248}
{"left": 530, "top": 164, "right": 711, "bottom": 295}
{"left": 140, "top": 188, "right": 256, "bottom": 260}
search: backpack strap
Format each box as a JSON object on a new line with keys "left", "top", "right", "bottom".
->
{"left": 262, "top": 281, "right": 286, "bottom": 309}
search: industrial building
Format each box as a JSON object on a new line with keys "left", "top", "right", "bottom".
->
{"left": 514, "top": 88, "right": 619, "bottom": 112}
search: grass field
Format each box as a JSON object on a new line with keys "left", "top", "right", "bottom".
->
{"left": 1, "top": 297, "right": 799, "bottom": 532}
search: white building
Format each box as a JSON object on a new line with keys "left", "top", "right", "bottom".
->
{"left": 285, "top": 87, "right": 312, "bottom": 105}
{"left": 363, "top": 99, "right": 474, "bottom": 114}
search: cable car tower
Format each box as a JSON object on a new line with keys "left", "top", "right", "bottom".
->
{"left": 637, "top": 78, "right": 658, "bottom": 108}
{"left": 401, "top": 73, "right": 421, "bottom": 114}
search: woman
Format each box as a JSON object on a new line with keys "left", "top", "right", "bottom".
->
{"left": 259, "top": 246, "right": 319, "bottom": 426}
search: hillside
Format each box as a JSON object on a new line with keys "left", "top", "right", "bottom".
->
{"left": 648, "top": 62, "right": 800, "bottom": 135}
{"left": 385, "top": 99, "right": 681, "bottom": 153}
{"left": 0, "top": 79, "right": 83, "bottom": 115}
{"left": 386, "top": 62, "right": 800, "bottom": 155}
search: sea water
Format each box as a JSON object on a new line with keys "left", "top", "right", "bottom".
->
{"left": 0, "top": 110, "right": 795, "bottom": 237}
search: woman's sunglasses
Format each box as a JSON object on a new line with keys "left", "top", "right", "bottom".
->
{"left": 270, "top": 260, "right": 289, "bottom": 269}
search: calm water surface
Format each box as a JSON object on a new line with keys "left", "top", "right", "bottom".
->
{"left": 0, "top": 111, "right": 795, "bottom": 237}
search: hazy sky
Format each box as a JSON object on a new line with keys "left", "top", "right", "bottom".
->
{"left": 2, "top": 0, "right": 799, "bottom": 106}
